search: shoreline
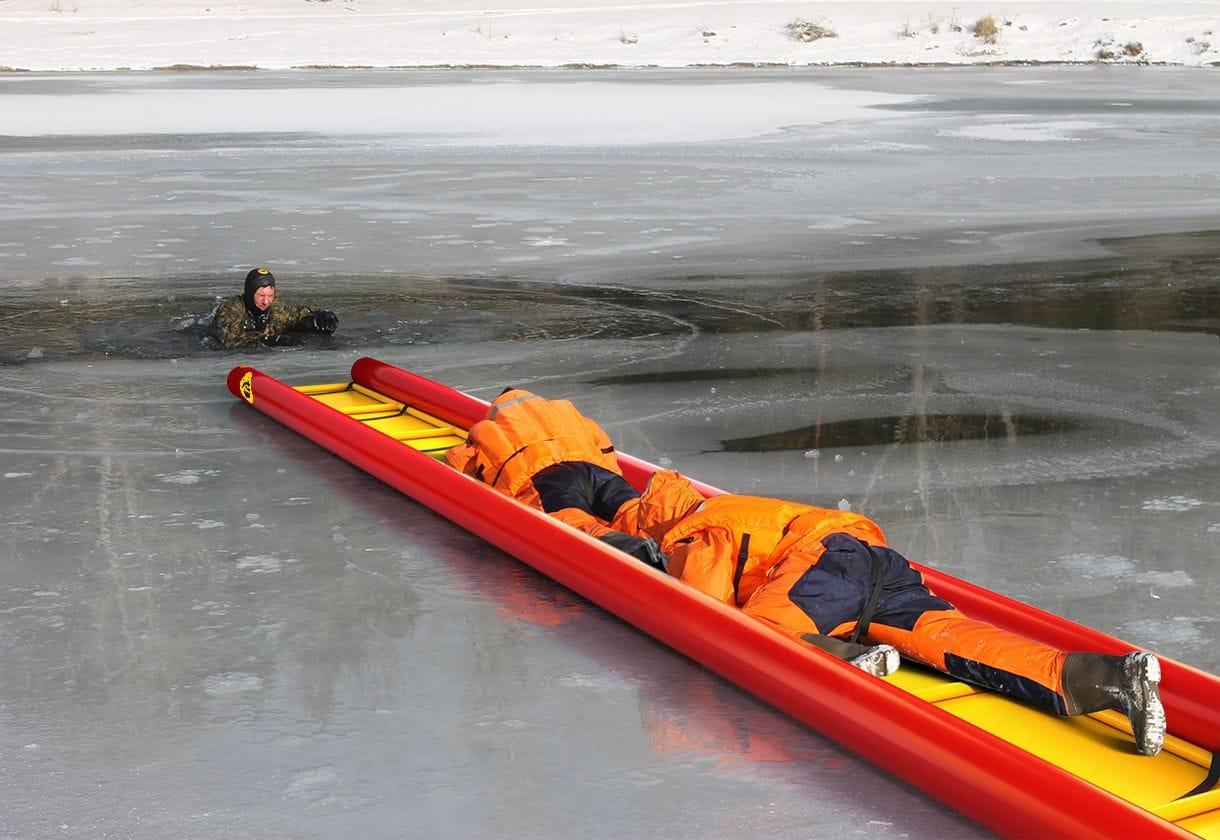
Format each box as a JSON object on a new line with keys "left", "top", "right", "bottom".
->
{"left": 2, "top": 60, "right": 1217, "bottom": 74}
{"left": 3, "top": 0, "right": 1216, "bottom": 72}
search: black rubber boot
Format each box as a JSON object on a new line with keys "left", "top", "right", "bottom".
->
{"left": 1060, "top": 652, "right": 1166, "bottom": 756}
{"left": 802, "top": 634, "right": 900, "bottom": 677}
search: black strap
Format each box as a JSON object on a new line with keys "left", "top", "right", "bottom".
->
{"left": 1180, "top": 751, "right": 1220, "bottom": 799}
{"left": 732, "top": 533, "right": 751, "bottom": 603}
{"left": 850, "top": 543, "right": 886, "bottom": 644}
{"left": 488, "top": 442, "right": 536, "bottom": 488}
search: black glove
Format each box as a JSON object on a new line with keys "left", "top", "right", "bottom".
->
{"left": 261, "top": 332, "right": 302, "bottom": 347}
{"left": 311, "top": 310, "right": 339, "bottom": 333}
{"left": 598, "top": 532, "right": 668, "bottom": 573}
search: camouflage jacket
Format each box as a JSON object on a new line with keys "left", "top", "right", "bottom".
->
{"left": 211, "top": 295, "right": 317, "bottom": 349}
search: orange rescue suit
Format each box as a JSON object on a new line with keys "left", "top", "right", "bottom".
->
{"left": 445, "top": 389, "right": 625, "bottom": 534}
{"left": 616, "top": 470, "right": 1068, "bottom": 710}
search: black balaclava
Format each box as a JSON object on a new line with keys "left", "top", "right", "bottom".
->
{"left": 242, "top": 267, "right": 275, "bottom": 329}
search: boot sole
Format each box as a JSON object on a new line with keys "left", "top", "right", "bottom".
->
{"left": 1128, "top": 653, "right": 1166, "bottom": 757}
{"left": 850, "top": 644, "right": 900, "bottom": 678}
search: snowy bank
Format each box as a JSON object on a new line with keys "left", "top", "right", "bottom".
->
{"left": 0, "top": 0, "right": 1217, "bottom": 72}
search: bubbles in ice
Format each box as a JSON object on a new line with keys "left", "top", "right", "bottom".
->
{"left": 4, "top": 472, "right": 34, "bottom": 478}
{"left": 803, "top": 449, "right": 820, "bottom": 459}
{"left": 1141, "top": 496, "right": 1202, "bottom": 512}
{"left": 837, "top": 498, "right": 852, "bottom": 511}
{"left": 658, "top": 456, "right": 673, "bottom": 467}
{"left": 194, "top": 519, "right": 225, "bottom": 529}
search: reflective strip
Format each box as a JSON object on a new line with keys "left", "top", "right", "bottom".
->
{"left": 487, "top": 393, "right": 541, "bottom": 420}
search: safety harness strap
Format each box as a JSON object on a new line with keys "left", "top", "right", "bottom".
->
{"left": 849, "top": 543, "right": 886, "bottom": 644}
{"left": 731, "top": 533, "right": 751, "bottom": 603}
{"left": 1180, "top": 751, "right": 1220, "bottom": 799}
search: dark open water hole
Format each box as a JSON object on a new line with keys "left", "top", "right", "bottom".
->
{"left": 3, "top": 229, "right": 1216, "bottom": 366}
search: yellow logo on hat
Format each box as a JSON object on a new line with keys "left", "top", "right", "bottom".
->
{"left": 256, "top": 267, "right": 270, "bottom": 275}
{"left": 239, "top": 371, "right": 255, "bottom": 405}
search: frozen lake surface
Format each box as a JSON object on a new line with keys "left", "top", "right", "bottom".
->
{"left": 1, "top": 68, "right": 1217, "bottom": 839}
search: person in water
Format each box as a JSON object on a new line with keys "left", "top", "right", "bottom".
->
{"left": 211, "top": 267, "right": 338, "bottom": 349}
{"left": 445, "top": 387, "right": 1168, "bottom": 757}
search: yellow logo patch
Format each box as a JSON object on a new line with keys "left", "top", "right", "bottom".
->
{"left": 239, "top": 371, "right": 255, "bottom": 405}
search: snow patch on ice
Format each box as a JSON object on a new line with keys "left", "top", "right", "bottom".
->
{"left": 157, "top": 469, "right": 220, "bottom": 485}
{"left": 946, "top": 119, "right": 1100, "bottom": 143}
{"left": 1119, "top": 616, "right": 1212, "bottom": 650}
{"left": 1054, "top": 553, "right": 1193, "bottom": 588}
{"left": 1141, "top": 496, "right": 1203, "bottom": 512}
{"left": 201, "top": 672, "right": 264, "bottom": 696}
{"left": 557, "top": 672, "right": 634, "bottom": 693}
{"left": 4, "top": 472, "right": 34, "bottom": 478}
{"left": 194, "top": 519, "right": 225, "bottom": 529}
{"left": 806, "top": 215, "right": 875, "bottom": 231}
{"left": 284, "top": 766, "right": 339, "bottom": 798}
{"left": 235, "top": 555, "right": 283, "bottom": 574}
{"left": 1, "top": 82, "right": 916, "bottom": 146}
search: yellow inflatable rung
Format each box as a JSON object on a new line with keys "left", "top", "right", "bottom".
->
{"left": 1151, "top": 788, "right": 1220, "bottom": 822}
{"left": 337, "top": 402, "right": 405, "bottom": 416}
{"left": 405, "top": 406, "right": 468, "bottom": 439}
{"left": 914, "top": 682, "right": 982, "bottom": 704}
{"left": 392, "top": 427, "right": 457, "bottom": 442}
{"left": 294, "top": 382, "right": 352, "bottom": 395}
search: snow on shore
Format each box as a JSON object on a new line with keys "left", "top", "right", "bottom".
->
{"left": 0, "top": 0, "right": 1217, "bottom": 72}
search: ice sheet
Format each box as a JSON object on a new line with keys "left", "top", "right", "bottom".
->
{"left": 1, "top": 68, "right": 1216, "bottom": 840}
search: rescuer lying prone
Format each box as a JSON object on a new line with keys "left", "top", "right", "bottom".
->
{"left": 445, "top": 388, "right": 1167, "bottom": 757}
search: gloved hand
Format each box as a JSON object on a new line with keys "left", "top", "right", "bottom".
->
{"left": 262, "top": 332, "right": 302, "bottom": 347}
{"left": 598, "top": 531, "right": 668, "bottom": 573}
{"left": 311, "top": 310, "right": 339, "bottom": 333}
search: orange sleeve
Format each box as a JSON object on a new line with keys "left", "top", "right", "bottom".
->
{"left": 445, "top": 442, "right": 480, "bottom": 478}
{"left": 549, "top": 506, "right": 617, "bottom": 539}
{"left": 667, "top": 527, "right": 737, "bottom": 605}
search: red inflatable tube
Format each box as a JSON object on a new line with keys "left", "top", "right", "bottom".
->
{"left": 351, "top": 356, "right": 1220, "bottom": 755}
{"left": 230, "top": 362, "right": 1201, "bottom": 838}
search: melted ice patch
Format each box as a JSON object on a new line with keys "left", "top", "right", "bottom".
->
{"left": 1142, "top": 496, "right": 1203, "bottom": 512}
